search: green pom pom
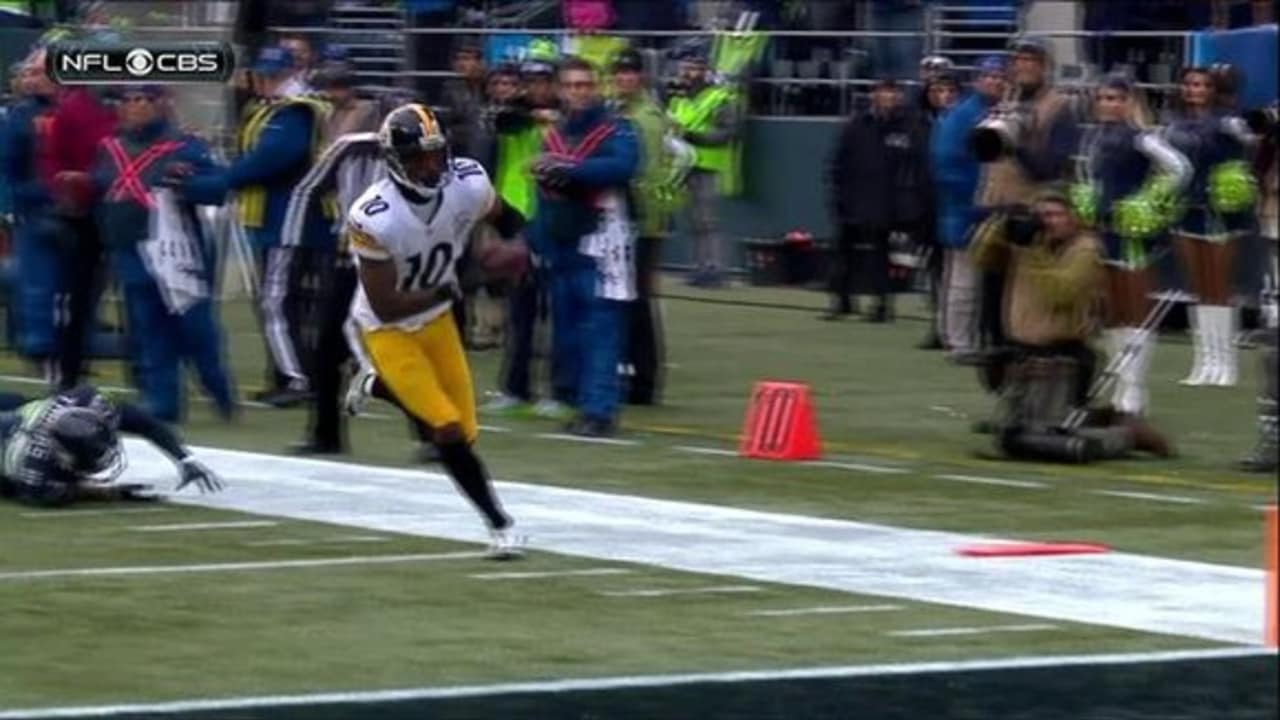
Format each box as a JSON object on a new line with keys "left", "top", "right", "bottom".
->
{"left": 1114, "top": 195, "right": 1162, "bottom": 240}
{"left": 1208, "top": 160, "right": 1257, "bottom": 214}
{"left": 1069, "top": 183, "right": 1098, "bottom": 225}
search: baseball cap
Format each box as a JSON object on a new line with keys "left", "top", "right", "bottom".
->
{"left": 1008, "top": 36, "right": 1049, "bottom": 59}
{"left": 252, "top": 46, "right": 295, "bottom": 76}
{"left": 611, "top": 48, "right": 644, "bottom": 73}
{"left": 976, "top": 54, "right": 1007, "bottom": 76}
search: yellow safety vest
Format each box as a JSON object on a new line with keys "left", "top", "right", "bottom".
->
{"left": 669, "top": 85, "right": 741, "bottom": 197}
{"left": 235, "top": 95, "right": 333, "bottom": 228}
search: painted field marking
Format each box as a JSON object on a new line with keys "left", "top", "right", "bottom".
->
{"left": 889, "top": 623, "right": 1059, "bottom": 638}
{"left": 744, "top": 604, "right": 903, "bottom": 617}
{"left": 1093, "top": 490, "right": 1207, "bottom": 506}
{"left": 803, "top": 460, "right": 910, "bottom": 475}
{"left": 1, "top": 647, "right": 1272, "bottom": 719}
{"left": 0, "top": 552, "right": 486, "bottom": 582}
{"left": 600, "top": 585, "right": 763, "bottom": 598}
{"left": 536, "top": 433, "right": 640, "bottom": 447}
{"left": 128, "top": 520, "right": 279, "bottom": 532}
{"left": 470, "top": 568, "right": 632, "bottom": 580}
{"left": 933, "top": 474, "right": 1048, "bottom": 489}
{"left": 673, "top": 445, "right": 739, "bottom": 457}
{"left": 243, "top": 535, "right": 391, "bottom": 548}
{"left": 18, "top": 507, "right": 172, "bottom": 519}
{"left": 124, "top": 440, "right": 1263, "bottom": 644}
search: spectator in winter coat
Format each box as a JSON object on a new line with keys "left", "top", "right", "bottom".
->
{"left": 931, "top": 55, "right": 1006, "bottom": 360}
{"left": 826, "top": 78, "right": 929, "bottom": 323}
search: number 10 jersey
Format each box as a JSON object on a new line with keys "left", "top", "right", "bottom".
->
{"left": 346, "top": 157, "right": 495, "bottom": 332}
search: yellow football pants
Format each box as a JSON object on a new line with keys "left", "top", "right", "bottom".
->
{"left": 361, "top": 313, "right": 478, "bottom": 443}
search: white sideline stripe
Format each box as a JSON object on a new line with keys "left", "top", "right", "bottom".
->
{"left": 479, "top": 424, "right": 512, "bottom": 433}
{"left": 1, "top": 648, "right": 1272, "bottom": 719}
{"left": 470, "top": 568, "right": 632, "bottom": 580}
{"left": 127, "top": 521, "right": 279, "bottom": 532}
{"left": 115, "top": 440, "right": 1266, "bottom": 644}
{"left": 934, "top": 474, "right": 1048, "bottom": 489}
{"left": 18, "top": 507, "right": 172, "bottom": 519}
{"left": 601, "top": 585, "right": 762, "bottom": 598}
{"left": 803, "top": 460, "right": 910, "bottom": 475}
{"left": 673, "top": 445, "right": 739, "bottom": 457}
{"left": 243, "top": 535, "right": 391, "bottom": 547}
{"left": 536, "top": 433, "right": 640, "bottom": 447}
{"left": 744, "top": 604, "right": 903, "bottom": 617}
{"left": 1093, "top": 490, "right": 1207, "bottom": 505}
{"left": 889, "top": 624, "right": 1060, "bottom": 638}
{"left": 0, "top": 552, "right": 486, "bottom": 581}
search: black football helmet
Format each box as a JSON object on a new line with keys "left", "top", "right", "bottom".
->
{"left": 378, "top": 103, "right": 452, "bottom": 199}
{"left": 48, "top": 404, "right": 125, "bottom": 486}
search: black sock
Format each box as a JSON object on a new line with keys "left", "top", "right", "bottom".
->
{"left": 437, "top": 442, "right": 510, "bottom": 530}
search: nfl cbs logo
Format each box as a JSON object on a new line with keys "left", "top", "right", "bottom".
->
{"left": 47, "top": 43, "right": 234, "bottom": 85}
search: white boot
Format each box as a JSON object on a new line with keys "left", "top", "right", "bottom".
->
{"left": 1108, "top": 328, "right": 1136, "bottom": 413}
{"left": 1206, "top": 304, "right": 1238, "bottom": 387}
{"left": 1125, "top": 329, "right": 1155, "bottom": 415}
{"left": 1180, "top": 305, "right": 1210, "bottom": 386}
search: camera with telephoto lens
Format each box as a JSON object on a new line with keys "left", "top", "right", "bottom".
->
{"left": 1005, "top": 207, "right": 1043, "bottom": 247}
{"left": 1245, "top": 105, "right": 1279, "bottom": 136}
{"left": 971, "top": 104, "right": 1030, "bottom": 163}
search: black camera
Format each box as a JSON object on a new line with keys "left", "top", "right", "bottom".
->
{"left": 1005, "top": 209, "right": 1043, "bottom": 247}
{"left": 971, "top": 105, "right": 1030, "bottom": 163}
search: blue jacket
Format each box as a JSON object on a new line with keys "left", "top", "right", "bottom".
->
{"left": 0, "top": 96, "right": 55, "bottom": 220}
{"left": 530, "top": 103, "right": 639, "bottom": 270}
{"left": 930, "top": 91, "right": 991, "bottom": 249}
{"left": 180, "top": 103, "right": 331, "bottom": 249}
{"left": 91, "top": 118, "right": 218, "bottom": 286}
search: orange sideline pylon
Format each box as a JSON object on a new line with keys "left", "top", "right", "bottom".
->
{"left": 1266, "top": 505, "right": 1277, "bottom": 648}
{"left": 739, "top": 381, "right": 821, "bottom": 460}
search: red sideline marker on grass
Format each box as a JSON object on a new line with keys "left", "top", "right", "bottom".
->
{"left": 739, "top": 381, "right": 821, "bottom": 461}
{"left": 955, "top": 542, "right": 1112, "bottom": 558}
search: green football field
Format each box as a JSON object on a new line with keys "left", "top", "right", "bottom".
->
{"left": 0, "top": 280, "right": 1274, "bottom": 717}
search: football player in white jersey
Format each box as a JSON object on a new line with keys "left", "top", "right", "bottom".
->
{"left": 347, "top": 103, "right": 531, "bottom": 559}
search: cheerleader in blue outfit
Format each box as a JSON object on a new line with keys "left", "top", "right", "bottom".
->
{"left": 1164, "top": 66, "right": 1256, "bottom": 387}
{"left": 1084, "top": 74, "right": 1190, "bottom": 415}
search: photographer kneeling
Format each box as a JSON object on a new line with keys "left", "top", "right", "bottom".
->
{"left": 970, "top": 188, "right": 1171, "bottom": 462}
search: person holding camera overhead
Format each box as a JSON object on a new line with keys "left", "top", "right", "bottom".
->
{"left": 1081, "top": 74, "right": 1190, "bottom": 417}
{"left": 1164, "top": 65, "right": 1256, "bottom": 387}
{"left": 971, "top": 37, "right": 1080, "bottom": 354}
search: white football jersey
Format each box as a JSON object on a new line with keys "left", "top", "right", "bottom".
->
{"left": 347, "top": 157, "right": 495, "bottom": 331}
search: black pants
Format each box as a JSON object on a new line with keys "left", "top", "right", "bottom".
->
{"left": 626, "top": 236, "right": 665, "bottom": 404}
{"left": 980, "top": 270, "right": 1007, "bottom": 349}
{"left": 830, "top": 224, "right": 890, "bottom": 313}
{"left": 55, "top": 215, "right": 105, "bottom": 390}
{"left": 500, "top": 272, "right": 541, "bottom": 402}
{"left": 256, "top": 246, "right": 326, "bottom": 393}
{"left": 306, "top": 260, "right": 431, "bottom": 449}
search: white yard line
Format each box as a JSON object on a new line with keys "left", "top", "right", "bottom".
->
{"left": 0, "top": 552, "right": 485, "bottom": 581}
{"left": 744, "top": 604, "right": 903, "bottom": 617}
{"left": 933, "top": 474, "right": 1048, "bottom": 489}
{"left": 803, "top": 460, "right": 910, "bottom": 475}
{"left": 470, "top": 568, "right": 632, "bottom": 580}
{"left": 600, "top": 585, "right": 763, "bottom": 598}
{"left": 889, "top": 624, "right": 1060, "bottom": 638}
{"left": 127, "top": 520, "right": 279, "bottom": 532}
{"left": 18, "top": 507, "right": 172, "bottom": 519}
{"left": 243, "top": 535, "right": 391, "bottom": 547}
{"left": 673, "top": 445, "right": 740, "bottom": 457}
{"left": 1092, "top": 490, "right": 1207, "bottom": 506}
{"left": 536, "top": 433, "right": 640, "bottom": 447}
{"left": 1, "top": 647, "right": 1271, "bottom": 719}
{"left": 113, "top": 439, "right": 1265, "bottom": 645}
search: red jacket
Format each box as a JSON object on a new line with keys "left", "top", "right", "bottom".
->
{"left": 40, "top": 89, "right": 118, "bottom": 186}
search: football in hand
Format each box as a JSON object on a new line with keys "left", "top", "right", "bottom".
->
{"left": 476, "top": 238, "right": 530, "bottom": 280}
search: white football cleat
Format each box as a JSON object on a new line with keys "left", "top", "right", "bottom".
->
{"left": 487, "top": 527, "right": 527, "bottom": 560}
{"left": 344, "top": 367, "right": 376, "bottom": 417}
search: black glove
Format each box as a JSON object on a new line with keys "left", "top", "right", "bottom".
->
{"left": 531, "top": 157, "right": 576, "bottom": 189}
{"left": 177, "top": 457, "right": 224, "bottom": 494}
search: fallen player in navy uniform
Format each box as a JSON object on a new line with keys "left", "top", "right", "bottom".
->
{"left": 0, "top": 386, "right": 222, "bottom": 507}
